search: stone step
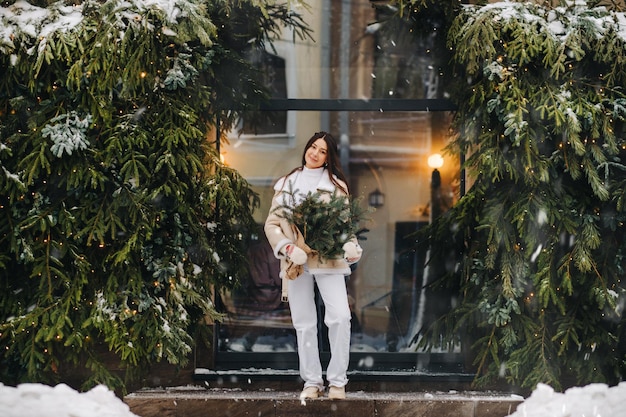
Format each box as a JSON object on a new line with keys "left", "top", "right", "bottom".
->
{"left": 124, "top": 386, "right": 523, "bottom": 417}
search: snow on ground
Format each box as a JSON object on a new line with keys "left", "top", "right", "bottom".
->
{"left": 2, "top": 380, "right": 626, "bottom": 417}
{"left": 508, "top": 382, "right": 626, "bottom": 417}
{"left": 0, "top": 383, "right": 138, "bottom": 417}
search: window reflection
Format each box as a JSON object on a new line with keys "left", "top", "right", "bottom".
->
{"left": 219, "top": 109, "right": 456, "bottom": 358}
{"left": 216, "top": 0, "right": 461, "bottom": 367}
{"left": 218, "top": 231, "right": 295, "bottom": 353}
{"left": 241, "top": 48, "right": 287, "bottom": 135}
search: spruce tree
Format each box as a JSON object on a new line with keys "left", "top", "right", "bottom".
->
{"left": 272, "top": 187, "right": 370, "bottom": 261}
{"left": 0, "top": 0, "right": 310, "bottom": 392}
{"left": 413, "top": 0, "right": 626, "bottom": 390}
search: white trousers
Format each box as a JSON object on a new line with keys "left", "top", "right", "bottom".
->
{"left": 288, "top": 269, "right": 351, "bottom": 389}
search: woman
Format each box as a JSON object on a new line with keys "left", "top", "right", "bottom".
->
{"left": 264, "top": 131, "right": 362, "bottom": 400}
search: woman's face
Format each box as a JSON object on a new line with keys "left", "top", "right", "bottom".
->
{"left": 304, "top": 138, "right": 328, "bottom": 169}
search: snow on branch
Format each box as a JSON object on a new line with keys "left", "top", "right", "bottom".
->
{"left": 41, "top": 111, "right": 93, "bottom": 158}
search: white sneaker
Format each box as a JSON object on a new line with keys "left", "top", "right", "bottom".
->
{"left": 300, "top": 386, "right": 323, "bottom": 399}
{"left": 328, "top": 385, "right": 346, "bottom": 400}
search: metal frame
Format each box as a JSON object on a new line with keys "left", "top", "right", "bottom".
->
{"left": 208, "top": 98, "right": 470, "bottom": 381}
{"left": 256, "top": 98, "right": 456, "bottom": 112}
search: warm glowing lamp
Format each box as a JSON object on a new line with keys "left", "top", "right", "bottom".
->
{"left": 427, "top": 153, "right": 444, "bottom": 169}
{"left": 428, "top": 153, "right": 443, "bottom": 188}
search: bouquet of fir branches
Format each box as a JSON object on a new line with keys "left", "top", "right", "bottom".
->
{"left": 274, "top": 187, "right": 370, "bottom": 262}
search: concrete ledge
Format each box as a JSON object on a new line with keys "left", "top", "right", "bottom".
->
{"left": 124, "top": 386, "right": 523, "bottom": 417}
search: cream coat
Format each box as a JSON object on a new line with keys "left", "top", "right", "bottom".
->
{"left": 264, "top": 168, "right": 360, "bottom": 279}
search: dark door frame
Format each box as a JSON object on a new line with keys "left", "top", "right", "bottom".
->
{"left": 205, "top": 98, "right": 471, "bottom": 382}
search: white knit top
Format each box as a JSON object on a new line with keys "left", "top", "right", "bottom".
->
{"left": 277, "top": 166, "right": 325, "bottom": 207}
{"left": 293, "top": 166, "right": 324, "bottom": 200}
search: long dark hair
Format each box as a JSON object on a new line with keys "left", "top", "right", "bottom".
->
{"left": 284, "top": 131, "right": 349, "bottom": 194}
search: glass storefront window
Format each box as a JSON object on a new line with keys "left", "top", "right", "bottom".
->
{"left": 211, "top": 0, "right": 464, "bottom": 374}
{"left": 216, "top": 107, "right": 459, "bottom": 371}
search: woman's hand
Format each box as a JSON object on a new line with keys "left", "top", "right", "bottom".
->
{"left": 284, "top": 244, "right": 307, "bottom": 265}
{"left": 342, "top": 241, "right": 362, "bottom": 263}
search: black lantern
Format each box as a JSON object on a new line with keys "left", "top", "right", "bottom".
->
{"left": 368, "top": 188, "right": 385, "bottom": 208}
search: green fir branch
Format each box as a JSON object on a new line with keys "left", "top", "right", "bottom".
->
{"left": 418, "top": 0, "right": 626, "bottom": 390}
{"left": 272, "top": 184, "right": 371, "bottom": 261}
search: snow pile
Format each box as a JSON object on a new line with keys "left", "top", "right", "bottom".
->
{"left": 0, "top": 383, "right": 139, "bottom": 417}
{"left": 508, "top": 382, "right": 626, "bottom": 417}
